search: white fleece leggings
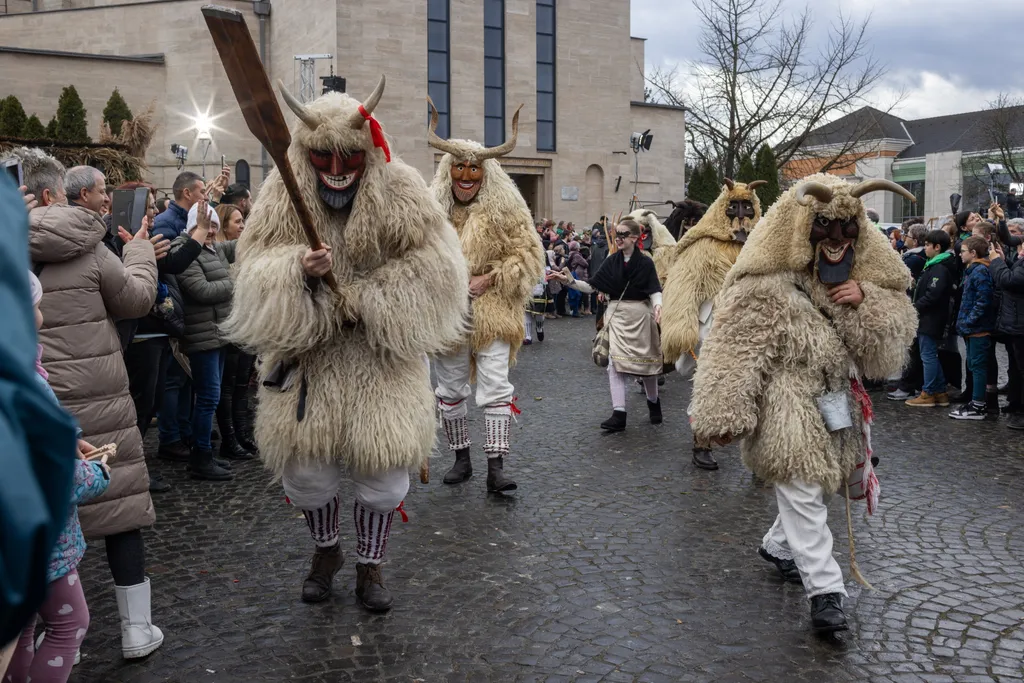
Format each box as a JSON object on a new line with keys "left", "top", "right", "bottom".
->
{"left": 608, "top": 364, "right": 657, "bottom": 411}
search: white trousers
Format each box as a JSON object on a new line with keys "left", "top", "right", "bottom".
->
{"left": 762, "top": 480, "right": 848, "bottom": 599}
{"left": 282, "top": 461, "right": 410, "bottom": 514}
{"left": 434, "top": 340, "right": 513, "bottom": 407}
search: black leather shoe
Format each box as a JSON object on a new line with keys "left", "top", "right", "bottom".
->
{"left": 148, "top": 475, "right": 172, "bottom": 494}
{"left": 810, "top": 593, "right": 848, "bottom": 633}
{"left": 692, "top": 448, "right": 719, "bottom": 470}
{"left": 486, "top": 456, "right": 517, "bottom": 492}
{"left": 355, "top": 562, "right": 393, "bottom": 612}
{"left": 647, "top": 399, "right": 663, "bottom": 425}
{"left": 758, "top": 546, "right": 801, "bottom": 583}
{"left": 188, "top": 448, "right": 233, "bottom": 481}
{"left": 158, "top": 440, "right": 190, "bottom": 462}
{"left": 600, "top": 410, "right": 627, "bottom": 432}
{"left": 443, "top": 447, "right": 473, "bottom": 484}
{"left": 301, "top": 543, "right": 344, "bottom": 603}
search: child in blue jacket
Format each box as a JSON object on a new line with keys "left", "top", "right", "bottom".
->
{"left": 7, "top": 272, "right": 110, "bottom": 683}
{"left": 951, "top": 236, "right": 998, "bottom": 420}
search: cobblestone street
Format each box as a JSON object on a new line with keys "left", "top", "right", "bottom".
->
{"left": 70, "top": 318, "right": 1024, "bottom": 683}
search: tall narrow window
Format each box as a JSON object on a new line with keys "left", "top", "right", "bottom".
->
{"left": 484, "top": 0, "right": 505, "bottom": 146}
{"left": 536, "top": 0, "right": 556, "bottom": 151}
{"left": 428, "top": 0, "right": 450, "bottom": 138}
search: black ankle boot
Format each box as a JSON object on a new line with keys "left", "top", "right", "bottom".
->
{"left": 216, "top": 403, "right": 254, "bottom": 461}
{"left": 188, "top": 447, "right": 233, "bottom": 481}
{"left": 443, "top": 447, "right": 473, "bottom": 484}
{"left": 986, "top": 390, "right": 1001, "bottom": 415}
{"left": 758, "top": 546, "right": 801, "bottom": 583}
{"left": 692, "top": 448, "right": 719, "bottom": 470}
{"left": 647, "top": 398, "right": 663, "bottom": 424}
{"left": 810, "top": 593, "right": 848, "bottom": 633}
{"left": 302, "top": 542, "right": 343, "bottom": 603}
{"left": 158, "top": 440, "right": 190, "bottom": 462}
{"left": 355, "top": 562, "right": 393, "bottom": 612}
{"left": 486, "top": 456, "right": 517, "bottom": 492}
{"left": 600, "top": 410, "right": 627, "bottom": 432}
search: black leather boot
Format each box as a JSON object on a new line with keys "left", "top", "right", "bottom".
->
{"left": 758, "top": 546, "right": 801, "bottom": 583}
{"left": 148, "top": 474, "right": 172, "bottom": 493}
{"left": 443, "top": 447, "right": 473, "bottom": 484}
{"left": 692, "top": 448, "right": 719, "bottom": 470}
{"left": 600, "top": 410, "right": 627, "bottom": 432}
{"left": 486, "top": 456, "right": 517, "bottom": 492}
{"left": 355, "top": 562, "right": 393, "bottom": 612}
{"left": 647, "top": 398, "right": 663, "bottom": 424}
{"left": 986, "top": 390, "right": 1001, "bottom": 415}
{"left": 158, "top": 439, "right": 190, "bottom": 462}
{"left": 216, "top": 401, "right": 254, "bottom": 461}
{"left": 810, "top": 593, "right": 848, "bottom": 633}
{"left": 536, "top": 319, "right": 544, "bottom": 342}
{"left": 301, "top": 542, "right": 344, "bottom": 604}
{"left": 188, "top": 447, "right": 233, "bottom": 481}
{"left": 233, "top": 396, "right": 258, "bottom": 454}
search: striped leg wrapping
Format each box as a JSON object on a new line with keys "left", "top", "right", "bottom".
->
{"left": 302, "top": 495, "right": 341, "bottom": 548}
{"left": 483, "top": 405, "right": 512, "bottom": 458}
{"left": 438, "top": 398, "right": 471, "bottom": 451}
{"left": 354, "top": 501, "right": 395, "bottom": 565}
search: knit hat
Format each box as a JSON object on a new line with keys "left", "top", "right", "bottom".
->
{"left": 27, "top": 270, "right": 42, "bottom": 305}
{"left": 186, "top": 203, "right": 221, "bottom": 233}
{"left": 568, "top": 240, "right": 580, "bottom": 252}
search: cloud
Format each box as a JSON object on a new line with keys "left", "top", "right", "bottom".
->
{"left": 632, "top": 0, "right": 1024, "bottom": 120}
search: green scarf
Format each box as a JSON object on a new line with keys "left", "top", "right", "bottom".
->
{"left": 924, "top": 251, "right": 953, "bottom": 269}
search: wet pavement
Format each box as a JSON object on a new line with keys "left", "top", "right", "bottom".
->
{"left": 71, "top": 317, "right": 1024, "bottom": 682}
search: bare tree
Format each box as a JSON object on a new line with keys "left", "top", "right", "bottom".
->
{"left": 977, "top": 93, "right": 1024, "bottom": 183}
{"left": 647, "top": 0, "right": 896, "bottom": 179}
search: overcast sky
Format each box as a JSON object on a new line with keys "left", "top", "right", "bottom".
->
{"left": 631, "top": 0, "right": 1024, "bottom": 121}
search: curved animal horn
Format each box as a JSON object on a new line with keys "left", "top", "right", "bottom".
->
{"left": 349, "top": 74, "right": 387, "bottom": 129}
{"left": 849, "top": 178, "right": 916, "bottom": 202}
{"left": 477, "top": 103, "right": 523, "bottom": 160}
{"left": 746, "top": 180, "right": 767, "bottom": 190}
{"left": 795, "top": 181, "right": 835, "bottom": 206}
{"left": 425, "top": 96, "right": 465, "bottom": 156}
{"left": 722, "top": 177, "right": 735, "bottom": 191}
{"left": 277, "top": 80, "right": 320, "bottom": 129}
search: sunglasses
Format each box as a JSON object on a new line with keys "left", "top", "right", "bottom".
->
{"left": 614, "top": 231, "right": 633, "bottom": 239}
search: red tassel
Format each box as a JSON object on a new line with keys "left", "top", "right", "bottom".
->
{"left": 396, "top": 501, "right": 408, "bottom": 523}
{"left": 509, "top": 397, "right": 522, "bottom": 416}
{"left": 358, "top": 105, "right": 391, "bottom": 163}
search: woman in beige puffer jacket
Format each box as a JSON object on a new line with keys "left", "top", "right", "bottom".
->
{"left": 29, "top": 201, "right": 163, "bottom": 657}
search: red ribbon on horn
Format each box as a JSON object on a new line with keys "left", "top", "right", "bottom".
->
{"left": 358, "top": 104, "right": 391, "bottom": 163}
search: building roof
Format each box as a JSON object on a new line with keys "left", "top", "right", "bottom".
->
{"left": 798, "top": 104, "right": 1024, "bottom": 161}
{"left": 899, "top": 106, "right": 1024, "bottom": 159}
{"left": 801, "top": 106, "right": 910, "bottom": 148}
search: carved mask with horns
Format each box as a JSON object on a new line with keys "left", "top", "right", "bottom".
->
{"left": 795, "top": 179, "right": 916, "bottom": 284}
{"left": 426, "top": 97, "right": 523, "bottom": 205}
{"left": 279, "top": 75, "right": 391, "bottom": 211}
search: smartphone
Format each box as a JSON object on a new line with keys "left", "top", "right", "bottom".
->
{"left": 221, "top": 154, "right": 226, "bottom": 169}
{"left": 111, "top": 188, "right": 151, "bottom": 235}
{"left": 2, "top": 157, "right": 23, "bottom": 188}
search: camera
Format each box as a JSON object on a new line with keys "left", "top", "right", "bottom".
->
{"left": 170, "top": 143, "right": 189, "bottom": 169}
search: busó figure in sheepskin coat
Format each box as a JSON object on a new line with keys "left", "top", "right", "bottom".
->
{"left": 222, "top": 77, "right": 469, "bottom": 612}
{"left": 689, "top": 173, "right": 918, "bottom": 633}
{"left": 426, "top": 98, "right": 545, "bottom": 493}
{"left": 660, "top": 178, "right": 765, "bottom": 471}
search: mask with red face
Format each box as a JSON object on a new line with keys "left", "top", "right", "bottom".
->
{"left": 309, "top": 149, "right": 365, "bottom": 210}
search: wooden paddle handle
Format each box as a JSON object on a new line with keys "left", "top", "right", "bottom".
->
{"left": 276, "top": 154, "right": 338, "bottom": 291}
{"left": 419, "top": 460, "right": 430, "bottom": 484}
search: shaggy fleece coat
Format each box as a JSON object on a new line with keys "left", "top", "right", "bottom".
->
{"left": 689, "top": 174, "right": 917, "bottom": 493}
{"left": 660, "top": 182, "right": 762, "bottom": 363}
{"left": 431, "top": 151, "right": 544, "bottom": 363}
{"left": 222, "top": 90, "right": 469, "bottom": 477}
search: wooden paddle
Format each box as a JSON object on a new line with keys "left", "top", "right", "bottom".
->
{"left": 201, "top": 4, "right": 337, "bottom": 290}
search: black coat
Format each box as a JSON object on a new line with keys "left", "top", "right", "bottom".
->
{"left": 913, "top": 254, "right": 957, "bottom": 338}
{"left": 989, "top": 256, "right": 1024, "bottom": 337}
{"left": 902, "top": 247, "right": 926, "bottom": 284}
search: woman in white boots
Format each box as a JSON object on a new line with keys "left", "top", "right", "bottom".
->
{"left": 29, "top": 162, "right": 164, "bottom": 660}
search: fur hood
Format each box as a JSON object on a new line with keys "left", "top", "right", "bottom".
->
{"left": 727, "top": 173, "right": 911, "bottom": 292}
{"left": 677, "top": 181, "right": 762, "bottom": 251}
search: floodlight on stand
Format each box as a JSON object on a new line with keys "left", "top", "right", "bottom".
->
{"left": 170, "top": 143, "right": 188, "bottom": 170}
{"left": 986, "top": 163, "right": 1006, "bottom": 175}
{"left": 196, "top": 130, "right": 213, "bottom": 178}
{"left": 630, "top": 129, "right": 654, "bottom": 153}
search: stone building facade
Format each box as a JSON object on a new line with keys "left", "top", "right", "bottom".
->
{"left": 0, "top": 0, "right": 686, "bottom": 225}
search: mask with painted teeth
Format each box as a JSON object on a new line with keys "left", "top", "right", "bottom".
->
{"left": 450, "top": 160, "right": 484, "bottom": 204}
{"left": 309, "top": 149, "right": 365, "bottom": 210}
{"left": 810, "top": 214, "right": 860, "bottom": 285}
